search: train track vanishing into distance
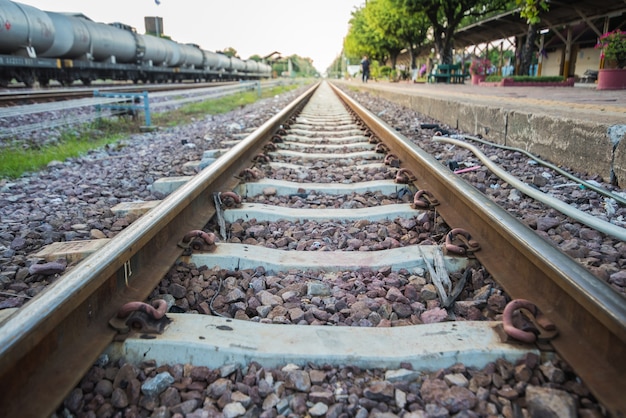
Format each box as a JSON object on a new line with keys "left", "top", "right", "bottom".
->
{"left": 0, "top": 81, "right": 624, "bottom": 417}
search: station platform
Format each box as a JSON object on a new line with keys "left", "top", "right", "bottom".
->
{"left": 334, "top": 80, "right": 626, "bottom": 187}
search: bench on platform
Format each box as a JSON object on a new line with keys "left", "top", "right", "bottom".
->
{"left": 580, "top": 69, "right": 598, "bottom": 84}
{"left": 427, "top": 64, "right": 468, "bottom": 84}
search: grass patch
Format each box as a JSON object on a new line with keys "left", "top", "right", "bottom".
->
{"left": 153, "top": 84, "right": 299, "bottom": 127}
{"left": 0, "top": 83, "right": 300, "bottom": 179}
{"left": 0, "top": 119, "right": 130, "bottom": 179}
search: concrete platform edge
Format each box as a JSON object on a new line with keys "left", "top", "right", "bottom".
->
{"left": 342, "top": 82, "right": 626, "bottom": 187}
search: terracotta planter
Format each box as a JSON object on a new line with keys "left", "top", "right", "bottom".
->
{"left": 597, "top": 68, "right": 626, "bottom": 90}
{"left": 471, "top": 74, "right": 486, "bottom": 85}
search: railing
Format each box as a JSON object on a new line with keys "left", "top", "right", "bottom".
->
{"left": 93, "top": 90, "right": 151, "bottom": 126}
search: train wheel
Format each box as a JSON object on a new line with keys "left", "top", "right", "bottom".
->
{"left": 22, "top": 74, "right": 35, "bottom": 88}
{"left": 81, "top": 78, "right": 92, "bottom": 86}
{"left": 39, "top": 78, "right": 50, "bottom": 88}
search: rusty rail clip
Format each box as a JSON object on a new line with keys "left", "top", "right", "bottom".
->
{"left": 177, "top": 230, "right": 216, "bottom": 251}
{"left": 375, "top": 143, "right": 389, "bottom": 153}
{"left": 395, "top": 168, "right": 416, "bottom": 184}
{"left": 109, "top": 299, "right": 171, "bottom": 336}
{"left": 384, "top": 153, "right": 400, "bottom": 167}
{"left": 502, "top": 299, "right": 558, "bottom": 348}
{"left": 218, "top": 191, "right": 242, "bottom": 208}
{"left": 412, "top": 190, "right": 440, "bottom": 209}
{"left": 444, "top": 228, "right": 480, "bottom": 257}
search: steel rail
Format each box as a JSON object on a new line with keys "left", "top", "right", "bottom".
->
{"left": 328, "top": 83, "right": 626, "bottom": 417}
{"left": 0, "top": 82, "right": 318, "bottom": 418}
{"left": 0, "top": 81, "right": 239, "bottom": 106}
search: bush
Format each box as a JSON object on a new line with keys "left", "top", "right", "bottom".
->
{"left": 379, "top": 66, "right": 393, "bottom": 78}
{"left": 485, "top": 75, "right": 565, "bottom": 83}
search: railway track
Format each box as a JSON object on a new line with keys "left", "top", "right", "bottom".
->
{"left": 0, "top": 81, "right": 624, "bottom": 417}
{"left": 0, "top": 81, "right": 237, "bottom": 107}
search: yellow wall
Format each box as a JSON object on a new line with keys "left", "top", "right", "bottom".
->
{"left": 540, "top": 46, "right": 601, "bottom": 77}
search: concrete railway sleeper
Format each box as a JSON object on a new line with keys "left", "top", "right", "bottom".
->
{"left": 0, "top": 82, "right": 624, "bottom": 417}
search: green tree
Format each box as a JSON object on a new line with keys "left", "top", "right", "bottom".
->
{"left": 515, "top": 0, "right": 549, "bottom": 75}
{"left": 344, "top": 7, "right": 383, "bottom": 62}
{"left": 363, "top": 0, "right": 406, "bottom": 70}
{"left": 219, "top": 47, "right": 239, "bottom": 58}
{"left": 396, "top": 7, "right": 431, "bottom": 71}
{"left": 400, "top": 0, "right": 509, "bottom": 64}
{"left": 290, "top": 55, "right": 318, "bottom": 77}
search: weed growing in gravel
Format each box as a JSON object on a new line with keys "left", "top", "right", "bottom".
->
{"left": 153, "top": 84, "right": 299, "bottom": 127}
{"left": 0, "top": 119, "right": 129, "bottom": 179}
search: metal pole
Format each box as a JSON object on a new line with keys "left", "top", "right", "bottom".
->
{"left": 142, "top": 91, "right": 150, "bottom": 126}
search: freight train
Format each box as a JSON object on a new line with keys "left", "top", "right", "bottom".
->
{"left": 0, "top": 0, "right": 272, "bottom": 87}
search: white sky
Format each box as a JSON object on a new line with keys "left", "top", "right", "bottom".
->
{"left": 18, "top": 0, "right": 364, "bottom": 73}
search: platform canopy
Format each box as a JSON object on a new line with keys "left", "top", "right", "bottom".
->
{"left": 454, "top": 0, "right": 626, "bottom": 48}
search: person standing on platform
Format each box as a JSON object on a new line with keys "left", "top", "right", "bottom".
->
{"left": 361, "top": 56, "right": 370, "bottom": 83}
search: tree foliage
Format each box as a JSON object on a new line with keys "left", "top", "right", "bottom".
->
{"left": 344, "top": 7, "right": 382, "bottom": 62}
{"left": 344, "top": 0, "right": 430, "bottom": 73}
{"left": 219, "top": 47, "right": 238, "bottom": 58}
{"left": 363, "top": 0, "right": 406, "bottom": 68}
{"left": 515, "top": 0, "right": 549, "bottom": 24}
{"left": 400, "top": 0, "right": 509, "bottom": 64}
{"left": 515, "top": 0, "right": 549, "bottom": 75}
{"left": 334, "top": 0, "right": 553, "bottom": 76}
{"left": 272, "top": 55, "right": 318, "bottom": 78}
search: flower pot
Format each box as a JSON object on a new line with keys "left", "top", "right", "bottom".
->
{"left": 471, "top": 74, "right": 485, "bottom": 85}
{"left": 597, "top": 68, "right": 626, "bottom": 90}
